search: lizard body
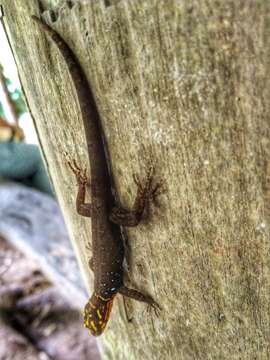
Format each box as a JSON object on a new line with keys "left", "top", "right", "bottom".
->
{"left": 32, "top": 15, "right": 160, "bottom": 336}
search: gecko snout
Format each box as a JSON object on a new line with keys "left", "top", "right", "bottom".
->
{"left": 83, "top": 292, "right": 115, "bottom": 336}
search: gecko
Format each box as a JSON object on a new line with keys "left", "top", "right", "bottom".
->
{"left": 32, "top": 15, "right": 161, "bottom": 336}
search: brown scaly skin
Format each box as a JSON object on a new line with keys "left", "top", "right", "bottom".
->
{"left": 32, "top": 15, "right": 161, "bottom": 336}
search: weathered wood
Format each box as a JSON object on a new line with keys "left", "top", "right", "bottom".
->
{"left": 2, "top": 0, "right": 270, "bottom": 359}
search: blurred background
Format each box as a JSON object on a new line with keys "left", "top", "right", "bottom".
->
{"left": 0, "top": 20, "right": 99, "bottom": 360}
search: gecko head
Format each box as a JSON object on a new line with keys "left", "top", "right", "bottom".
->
{"left": 84, "top": 292, "right": 115, "bottom": 336}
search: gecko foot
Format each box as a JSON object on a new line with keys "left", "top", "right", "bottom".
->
{"left": 133, "top": 164, "right": 163, "bottom": 205}
{"left": 110, "top": 164, "right": 163, "bottom": 226}
{"left": 146, "top": 300, "right": 162, "bottom": 317}
{"left": 64, "top": 152, "right": 89, "bottom": 186}
{"left": 119, "top": 285, "right": 161, "bottom": 317}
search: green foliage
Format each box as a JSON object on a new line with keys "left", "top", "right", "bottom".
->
{"left": 5, "top": 76, "right": 27, "bottom": 116}
{"left": 0, "top": 101, "right": 4, "bottom": 119}
{"left": 0, "top": 63, "right": 27, "bottom": 119}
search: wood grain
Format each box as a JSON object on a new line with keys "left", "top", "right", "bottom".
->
{"left": 2, "top": 0, "right": 270, "bottom": 358}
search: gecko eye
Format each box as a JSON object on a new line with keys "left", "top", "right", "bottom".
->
{"left": 83, "top": 293, "right": 115, "bottom": 336}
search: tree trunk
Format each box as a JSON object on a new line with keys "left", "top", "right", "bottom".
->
{"left": 2, "top": 0, "right": 270, "bottom": 359}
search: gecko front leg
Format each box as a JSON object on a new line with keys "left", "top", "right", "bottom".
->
{"left": 119, "top": 286, "right": 161, "bottom": 315}
{"left": 110, "top": 166, "right": 162, "bottom": 315}
{"left": 66, "top": 158, "right": 92, "bottom": 217}
{"left": 109, "top": 165, "right": 162, "bottom": 227}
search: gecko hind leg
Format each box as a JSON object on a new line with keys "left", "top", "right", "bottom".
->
{"left": 65, "top": 155, "right": 92, "bottom": 217}
{"left": 110, "top": 165, "right": 163, "bottom": 227}
{"left": 118, "top": 285, "right": 161, "bottom": 316}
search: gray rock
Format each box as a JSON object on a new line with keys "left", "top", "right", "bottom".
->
{"left": 0, "top": 182, "right": 87, "bottom": 308}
